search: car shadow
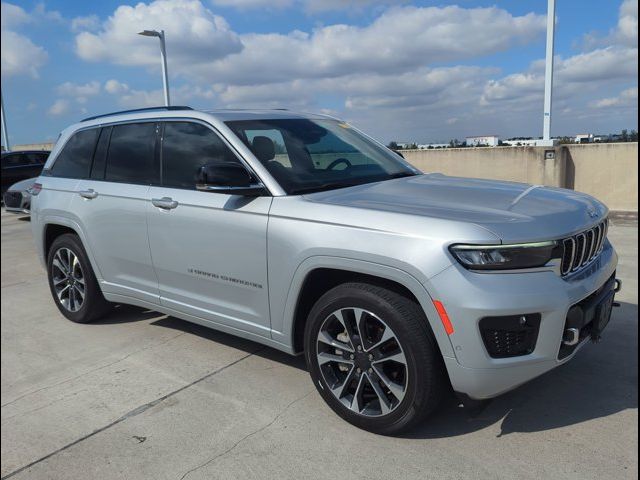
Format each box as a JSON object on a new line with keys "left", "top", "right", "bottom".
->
{"left": 99, "top": 301, "right": 637, "bottom": 437}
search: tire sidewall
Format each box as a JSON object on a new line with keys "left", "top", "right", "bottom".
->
{"left": 304, "top": 284, "right": 435, "bottom": 434}
{"left": 47, "top": 234, "right": 99, "bottom": 323}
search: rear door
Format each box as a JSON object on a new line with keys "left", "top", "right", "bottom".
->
{"left": 146, "top": 121, "right": 272, "bottom": 337}
{"left": 72, "top": 122, "right": 160, "bottom": 304}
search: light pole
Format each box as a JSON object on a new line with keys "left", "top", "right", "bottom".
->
{"left": 138, "top": 29, "right": 170, "bottom": 106}
{"left": 1, "top": 88, "right": 10, "bottom": 151}
{"left": 539, "top": 0, "right": 556, "bottom": 146}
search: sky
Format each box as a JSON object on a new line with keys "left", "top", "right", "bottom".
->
{"left": 1, "top": 0, "right": 637, "bottom": 145}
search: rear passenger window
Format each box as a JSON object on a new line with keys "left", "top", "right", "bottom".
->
{"left": 105, "top": 123, "right": 158, "bottom": 185}
{"left": 161, "top": 122, "right": 242, "bottom": 189}
{"left": 50, "top": 129, "right": 98, "bottom": 178}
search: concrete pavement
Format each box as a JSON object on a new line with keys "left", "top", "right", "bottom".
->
{"left": 1, "top": 210, "right": 637, "bottom": 480}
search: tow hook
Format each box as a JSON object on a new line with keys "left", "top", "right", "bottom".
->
{"left": 614, "top": 278, "right": 622, "bottom": 293}
{"left": 613, "top": 279, "right": 622, "bottom": 307}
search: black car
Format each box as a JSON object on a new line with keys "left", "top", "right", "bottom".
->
{"left": 1, "top": 150, "right": 49, "bottom": 197}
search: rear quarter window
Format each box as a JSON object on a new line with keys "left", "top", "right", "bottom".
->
{"left": 49, "top": 129, "right": 99, "bottom": 178}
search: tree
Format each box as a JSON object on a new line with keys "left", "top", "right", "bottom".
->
{"left": 387, "top": 141, "right": 399, "bottom": 150}
{"left": 621, "top": 129, "right": 629, "bottom": 142}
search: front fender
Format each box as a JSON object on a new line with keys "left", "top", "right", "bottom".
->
{"left": 270, "top": 255, "right": 456, "bottom": 359}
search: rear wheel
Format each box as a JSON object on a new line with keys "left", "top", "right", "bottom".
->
{"left": 47, "top": 233, "right": 111, "bottom": 323}
{"left": 304, "top": 282, "right": 447, "bottom": 435}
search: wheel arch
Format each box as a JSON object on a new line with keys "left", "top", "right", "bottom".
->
{"left": 40, "top": 216, "right": 104, "bottom": 282}
{"left": 280, "top": 256, "right": 455, "bottom": 359}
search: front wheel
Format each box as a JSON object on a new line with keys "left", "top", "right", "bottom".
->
{"left": 304, "top": 282, "right": 447, "bottom": 435}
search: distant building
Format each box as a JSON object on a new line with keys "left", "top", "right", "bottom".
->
{"left": 417, "top": 143, "right": 449, "bottom": 149}
{"left": 502, "top": 138, "right": 539, "bottom": 146}
{"left": 575, "top": 133, "right": 594, "bottom": 144}
{"left": 465, "top": 135, "right": 500, "bottom": 147}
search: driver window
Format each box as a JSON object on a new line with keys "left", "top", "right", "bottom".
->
{"left": 161, "top": 122, "right": 243, "bottom": 189}
{"left": 245, "top": 129, "right": 292, "bottom": 168}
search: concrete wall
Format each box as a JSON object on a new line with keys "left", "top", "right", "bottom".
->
{"left": 10, "top": 143, "right": 55, "bottom": 151}
{"left": 401, "top": 142, "right": 637, "bottom": 214}
{"left": 564, "top": 143, "right": 637, "bottom": 214}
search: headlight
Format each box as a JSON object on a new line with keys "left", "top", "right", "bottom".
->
{"left": 449, "top": 241, "right": 559, "bottom": 270}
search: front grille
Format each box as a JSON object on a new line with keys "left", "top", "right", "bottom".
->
{"left": 479, "top": 314, "right": 541, "bottom": 358}
{"left": 3, "top": 191, "right": 23, "bottom": 209}
{"left": 560, "top": 219, "right": 608, "bottom": 276}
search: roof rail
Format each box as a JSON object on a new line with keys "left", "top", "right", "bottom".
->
{"left": 81, "top": 106, "right": 194, "bottom": 122}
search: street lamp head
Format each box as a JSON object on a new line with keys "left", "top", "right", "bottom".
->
{"left": 138, "top": 30, "right": 161, "bottom": 37}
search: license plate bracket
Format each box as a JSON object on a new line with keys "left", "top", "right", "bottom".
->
{"left": 591, "top": 291, "right": 614, "bottom": 341}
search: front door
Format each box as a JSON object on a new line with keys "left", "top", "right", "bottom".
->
{"left": 146, "top": 121, "right": 272, "bottom": 337}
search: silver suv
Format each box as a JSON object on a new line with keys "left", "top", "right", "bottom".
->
{"left": 30, "top": 106, "right": 620, "bottom": 434}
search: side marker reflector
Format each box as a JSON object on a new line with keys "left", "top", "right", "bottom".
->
{"left": 433, "top": 300, "right": 454, "bottom": 335}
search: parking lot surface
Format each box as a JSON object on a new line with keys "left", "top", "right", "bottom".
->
{"left": 1, "top": 210, "right": 637, "bottom": 480}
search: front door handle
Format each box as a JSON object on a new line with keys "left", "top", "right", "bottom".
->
{"left": 151, "top": 197, "right": 178, "bottom": 210}
{"left": 78, "top": 189, "right": 98, "bottom": 199}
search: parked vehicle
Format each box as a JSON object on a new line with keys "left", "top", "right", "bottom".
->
{"left": 1, "top": 150, "right": 49, "bottom": 198}
{"left": 29, "top": 107, "right": 620, "bottom": 434}
{"left": 3, "top": 177, "right": 37, "bottom": 214}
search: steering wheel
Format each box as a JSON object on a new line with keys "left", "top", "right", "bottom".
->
{"left": 327, "top": 158, "right": 352, "bottom": 170}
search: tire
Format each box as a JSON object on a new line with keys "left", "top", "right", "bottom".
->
{"left": 47, "top": 233, "right": 111, "bottom": 323}
{"left": 304, "top": 282, "right": 447, "bottom": 435}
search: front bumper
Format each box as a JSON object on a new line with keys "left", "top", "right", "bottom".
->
{"left": 430, "top": 241, "right": 618, "bottom": 399}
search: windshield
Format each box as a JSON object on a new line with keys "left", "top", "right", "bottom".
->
{"left": 225, "top": 118, "right": 419, "bottom": 194}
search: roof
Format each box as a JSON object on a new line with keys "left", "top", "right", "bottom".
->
{"left": 79, "top": 105, "right": 330, "bottom": 125}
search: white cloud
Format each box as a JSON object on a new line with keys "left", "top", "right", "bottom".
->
{"left": 1, "top": 30, "right": 48, "bottom": 78}
{"left": 614, "top": 0, "right": 637, "bottom": 46}
{"left": 48, "top": 99, "right": 71, "bottom": 116}
{"left": 210, "top": 0, "right": 408, "bottom": 12}
{"left": 71, "top": 14, "right": 100, "bottom": 33}
{"left": 104, "top": 79, "right": 130, "bottom": 95}
{"left": 75, "top": 0, "right": 242, "bottom": 68}
{"left": 56, "top": 81, "right": 102, "bottom": 97}
{"left": 1, "top": 2, "right": 30, "bottom": 28}
{"left": 211, "top": 0, "right": 293, "bottom": 9}
{"left": 0, "top": 3, "right": 48, "bottom": 77}
{"left": 593, "top": 87, "right": 638, "bottom": 108}
{"left": 194, "top": 5, "right": 544, "bottom": 86}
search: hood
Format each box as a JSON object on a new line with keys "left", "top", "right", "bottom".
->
{"left": 304, "top": 174, "right": 608, "bottom": 243}
{"left": 8, "top": 177, "right": 37, "bottom": 192}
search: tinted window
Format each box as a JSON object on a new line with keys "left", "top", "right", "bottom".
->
{"left": 23, "top": 153, "right": 47, "bottom": 165}
{"left": 2, "top": 153, "right": 26, "bottom": 167}
{"left": 90, "top": 127, "right": 111, "bottom": 180}
{"left": 50, "top": 129, "right": 98, "bottom": 178}
{"left": 161, "top": 122, "right": 242, "bottom": 189}
{"left": 106, "top": 123, "right": 158, "bottom": 184}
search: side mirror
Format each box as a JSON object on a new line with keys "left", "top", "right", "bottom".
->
{"left": 196, "top": 162, "right": 266, "bottom": 196}
{"left": 394, "top": 150, "right": 405, "bottom": 159}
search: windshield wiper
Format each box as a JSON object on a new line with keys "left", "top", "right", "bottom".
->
{"left": 289, "top": 181, "right": 357, "bottom": 195}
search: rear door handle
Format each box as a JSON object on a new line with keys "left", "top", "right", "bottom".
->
{"left": 151, "top": 197, "right": 178, "bottom": 210}
{"left": 78, "top": 189, "right": 98, "bottom": 199}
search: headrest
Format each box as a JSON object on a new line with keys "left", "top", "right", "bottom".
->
{"left": 251, "top": 136, "right": 275, "bottom": 163}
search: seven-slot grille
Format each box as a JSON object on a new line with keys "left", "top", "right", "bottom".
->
{"left": 560, "top": 219, "right": 608, "bottom": 276}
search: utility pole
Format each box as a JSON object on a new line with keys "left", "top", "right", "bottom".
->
{"left": 1, "top": 88, "right": 10, "bottom": 151}
{"left": 539, "top": 0, "right": 557, "bottom": 146}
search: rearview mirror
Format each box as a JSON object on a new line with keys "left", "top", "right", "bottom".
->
{"left": 196, "top": 162, "right": 266, "bottom": 196}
